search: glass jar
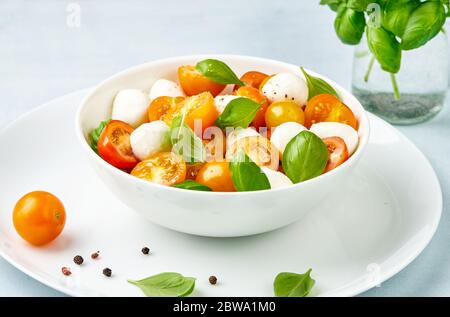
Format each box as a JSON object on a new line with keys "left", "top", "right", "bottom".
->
{"left": 352, "top": 33, "right": 449, "bottom": 125}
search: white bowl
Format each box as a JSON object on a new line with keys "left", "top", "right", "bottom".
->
{"left": 76, "top": 55, "right": 370, "bottom": 237}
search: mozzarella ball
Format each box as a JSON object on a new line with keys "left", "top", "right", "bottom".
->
{"left": 226, "top": 127, "right": 260, "bottom": 152}
{"left": 130, "top": 121, "right": 171, "bottom": 160}
{"left": 149, "top": 79, "right": 185, "bottom": 101}
{"left": 261, "top": 73, "right": 308, "bottom": 106}
{"left": 112, "top": 89, "right": 149, "bottom": 128}
{"left": 310, "top": 122, "right": 359, "bottom": 155}
{"left": 214, "top": 95, "right": 239, "bottom": 114}
{"left": 261, "top": 167, "right": 293, "bottom": 189}
{"left": 270, "top": 122, "right": 307, "bottom": 154}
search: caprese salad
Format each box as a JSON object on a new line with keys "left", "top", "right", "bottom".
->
{"left": 90, "top": 59, "right": 359, "bottom": 192}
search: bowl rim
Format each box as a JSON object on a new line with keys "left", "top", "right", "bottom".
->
{"left": 75, "top": 54, "right": 370, "bottom": 196}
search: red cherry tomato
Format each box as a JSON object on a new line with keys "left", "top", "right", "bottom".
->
{"left": 323, "top": 137, "right": 349, "bottom": 172}
{"left": 98, "top": 120, "right": 139, "bottom": 170}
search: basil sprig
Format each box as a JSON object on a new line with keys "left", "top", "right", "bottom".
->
{"left": 196, "top": 59, "right": 245, "bottom": 86}
{"left": 215, "top": 97, "right": 261, "bottom": 129}
{"left": 300, "top": 67, "right": 339, "bottom": 100}
{"left": 173, "top": 180, "right": 212, "bottom": 191}
{"left": 401, "top": 1, "right": 446, "bottom": 51}
{"left": 128, "top": 272, "right": 196, "bottom": 297}
{"left": 282, "top": 131, "right": 329, "bottom": 184}
{"left": 274, "top": 269, "right": 315, "bottom": 297}
{"left": 334, "top": 6, "right": 366, "bottom": 45}
{"left": 229, "top": 150, "right": 271, "bottom": 192}
{"left": 90, "top": 120, "right": 110, "bottom": 153}
{"left": 382, "top": 0, "right": 420, "bottom": 38}
{"left": 170, "top": 115, "right": 205, "bottom": 163}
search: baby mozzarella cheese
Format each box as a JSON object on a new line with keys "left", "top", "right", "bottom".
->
{"left": 226, "top": 127, "right": 260, "bottom": 152}
{"left": 270, "top": 122, "right": 307, "bottom": 154}
{"left": 214, "top": 95, "right": 239, "bottom": 114}
{"left": 130, "top": 121, "right": 171, "bottom": 161}
{"left": 310, "top": 122, "right": 359, "bottom": 155}
{"left": 261, "top": 73, "right": 308, "bottom": 106}
{"left": 112, "top": 89, "right": 149, "bottom": 128}
{"left": 149, "top": 79, "right": 185, "bottom": 101}
{"left": 261, "top": 167, "right": 293, "bottom": 189}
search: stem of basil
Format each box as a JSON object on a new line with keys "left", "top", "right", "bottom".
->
{"left": 390, "top": 73, "right": 400, "bottom": 101}
{"left": 364, "top": 56, "right": 375, "bottom": 83}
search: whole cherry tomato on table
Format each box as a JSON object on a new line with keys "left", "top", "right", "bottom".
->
{"left": 178, "top": 65, "right": 225, "bottom": 97}
{"left": 304, "top": 94, "right": 357, "bottom": 129}
{"left": 13, "top": 191, "right": 66, "bottom": 246}
{"left": 98, "top": 120, "right": 139, "bottom": 170}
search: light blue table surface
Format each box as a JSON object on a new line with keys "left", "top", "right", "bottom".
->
{"left": 0, "top": 0, "right": 449, "bottom": 296}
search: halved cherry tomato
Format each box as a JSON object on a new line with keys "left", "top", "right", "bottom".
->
{"left": 304, "top": 94, "right": 357, "bottom": 129}
{"left": 162, "top": 92, "right": 219, "bottom": 132}
{"left": 196, "top": 161, "right": 235, "bottom": 192}
{"left": 131, "top": 152, "right": 186, "bottom": 185}
{"left": 148, "top": 96, "right": 184, "bottom": 122}
{"left": 235, "top": 86, "right": 269, "bottom": 129}
{"left": 178, "top": 65, "right": 225, "bottom": 97}
{"left": 323, "top": 137, "right": 349, "bottom": 173}
{"left": 98, "top": 120, "right": 139, "bottom": 170}
{"left": 226, "top": 135, "right": 279, "bottom": 170}
{"left": 13, "top": 191, "right": 66, "bottom": 246}
{"left": 265, "top": 101, "right": 305, "bottom": 128}
{"left": 234, "top": 71, "right": 269, "bottom": 91}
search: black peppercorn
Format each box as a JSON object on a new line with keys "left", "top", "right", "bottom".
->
{"left": 209, "top": 275, "right": 217, "bottom": 285}
{"left": 141, "top": 247, "right": 150, "bottom": 255}
{"left": 73, "top": 255, "right": 84, "bottom": 265}
{"left": 91, "top": 251, "right": 99, "bottom": 259}
{"left": 103, "top": 268, "right": 112, "bottom": 277}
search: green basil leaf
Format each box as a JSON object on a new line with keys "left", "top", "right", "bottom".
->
{"left": 346, "top": 0, "right": 372, "bottom": 12}
{"left": 170, "top": 115, "right": 205, "bottom": 163}
{"left": 128, "top": 272, "right": 196, "bottom": 297}
{"left": 229, "top": 150, "right": 271, "bottom": 192}
{"left": 334, "top": 6, "right": 366, "bottom": 45}
{"left": 366, "top": 24, "right": 402, "bottom": 73}
{"left": 195, "top": 59, "right": 245, "bottom": 86}
{"left": 401, "top": 1, "right": 446, "bottom": 50}
{"left": 274, "top": 269, "right": 315, "bottom": 297}
{"left": 90, "top": 120, "right": 110, "bottom": 153}
{"left": 215, "top": 97, "right": 261, "bottom": 129}
{"left": 282, "top": 131, "right": 328, "bottom": 184}
{"left": 300, "top": 67, "right": 339, "bottom": 100}
{"left": 320, "top": 0, "right": 342, "bottom": 11}
{"left": 173, "top": 180, "right": 212, "bottom": 191}
{"left": 382, "top": 0, "right": 420, "bottom": 37}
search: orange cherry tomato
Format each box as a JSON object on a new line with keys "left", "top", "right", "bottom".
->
{"left": 162, "top": 92, "right": 219, "bottom": 131}
{"left": 304, "top": 94, "right": 357, "bottom": 129}
{"left": 131, "top": 152, "right": 186, "bottom": 186}
{"left": 148, "top": 96, "right": 184, "bottom": 122}
{"left": 226, "top": 135, "right": 279, "bottom": 170}
{"left": 234, "top": 71, "right": 269, "bottom": 91}
{"left": 235, "top": 86, "right": 269, "bottom": 129}
{"left": 196, "top": 161, "right": 235, "bottom": 192}
{"left": 323, "top": 137, "right": 349, "bottom": 173}
{"left": 98, "top": 120, "right": 139, "bottom": 170}
{"left": 178, "top": 65, "right": 225, "bottom": 97}
{"left": 265, "top": 101, "right": 305, "bottom": 128}
{"left": 13, "top": 191, "right": 66, "bottom": 246}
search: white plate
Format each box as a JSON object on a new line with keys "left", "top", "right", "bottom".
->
{"left": 0, "top": 91, "right": 442, "bottom": 297}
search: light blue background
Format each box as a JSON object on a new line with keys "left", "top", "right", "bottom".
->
{"left": 0, "top": 0, "right": 449, "bottom": 296}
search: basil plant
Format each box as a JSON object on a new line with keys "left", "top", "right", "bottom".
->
{"left": 320, "top": 0, "right": 449, "bottom": 100}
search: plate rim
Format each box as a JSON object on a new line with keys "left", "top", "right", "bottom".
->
{"left": 0, "top": 90, "right": 443, "bottom": 297}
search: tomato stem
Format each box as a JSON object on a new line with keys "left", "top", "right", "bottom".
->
{"left": 390, "top": 73, "right": 401, "bottom": 101}
{"left": 364, "top": 56, "right": 375, "bottom": 83}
